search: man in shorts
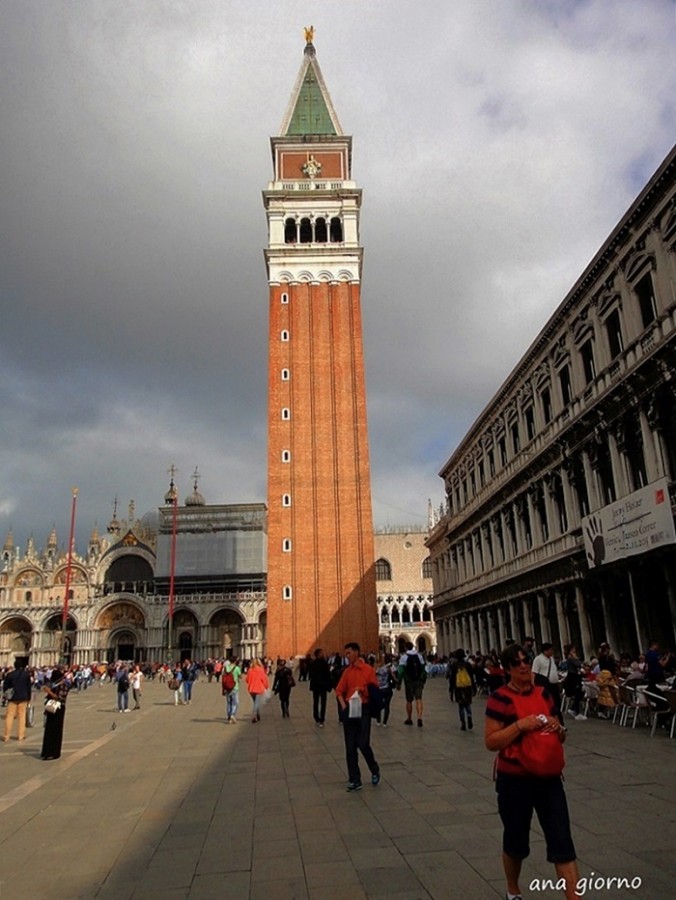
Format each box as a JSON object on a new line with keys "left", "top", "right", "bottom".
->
{"left": 397, "top": 641, "right": 427, "bottom": 727}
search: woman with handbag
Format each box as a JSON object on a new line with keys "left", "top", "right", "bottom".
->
{"left": 41, "top": 666, "right": 70, "bottom": 760}
{"left": 485, "top": 643, "right": 579, "bottom": 900}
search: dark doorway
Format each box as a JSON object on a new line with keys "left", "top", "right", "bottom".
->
{"left": 118, "top": 644, "right": 134, "bottom": 661}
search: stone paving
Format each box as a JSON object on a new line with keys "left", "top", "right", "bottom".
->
{"left": 0, "top": 675, "right": 674, "bottom": 900}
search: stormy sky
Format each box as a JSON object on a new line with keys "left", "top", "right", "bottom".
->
{"left": 1, "top": 0, "right": 675, "bottom": 554}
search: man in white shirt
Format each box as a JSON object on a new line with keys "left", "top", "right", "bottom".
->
{"left": 531, "top": 642, "right": 562, "bottom": 721}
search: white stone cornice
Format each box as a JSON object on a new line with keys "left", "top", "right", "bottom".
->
{"left": 267, "top": 264, "right": 360, "bottom": 284}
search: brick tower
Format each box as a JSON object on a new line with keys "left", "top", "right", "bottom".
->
{"left": 263, "top": 31, "right": 378, "bottom": 659}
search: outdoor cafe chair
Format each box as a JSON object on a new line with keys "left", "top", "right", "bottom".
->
{"left": 617, "top": 684, "right": 648, "bottom": 728}
{"left": 643, "top": 690, "right": 674, "bottom": 737}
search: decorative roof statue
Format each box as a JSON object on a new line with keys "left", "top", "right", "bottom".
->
{"left": 304, "top": 25, "right": 315, "bottom": 44}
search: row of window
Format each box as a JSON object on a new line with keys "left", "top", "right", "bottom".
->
{"left": 375, "top": 557, "right": 433, "bottom": 581}
{"left": 449, "top": 268, "right": 663, "bottom": 514}
{"left": 284, "top": 216, "right": 343, "bottom": 244}
{"left": 446, "top": 414, "right": 652, "bottom": 579}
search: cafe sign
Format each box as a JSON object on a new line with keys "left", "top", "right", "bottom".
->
{"left": 582, "top": 478, "right": 676, "bottom": 569}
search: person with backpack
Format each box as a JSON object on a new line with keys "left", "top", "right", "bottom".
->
{"left": 397, "top": 642, "right": 427, "bottom": 727}
{"left": 448, "top": 649, "right": 476, "bottom": 731}
{"left": 485, "top": 643, "right": 579, "bottom": 900}
{"left": 221, "top": 658, "right": 242, "bottom": 723}
{"left": 116, "top": 666, "right": 130, "bottom": 713}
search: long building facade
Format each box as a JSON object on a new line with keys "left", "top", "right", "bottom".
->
{"left": 0, "top": 495, "right": 414, "bottom": 666}
{"left": 0, "top": 483, "right": 268, "bottom": 668}
{"left": 427, "top": 144, "right": 676, "bottom": 661}
{"left": 264, "top": 33, "right": 378, "bottom": 658}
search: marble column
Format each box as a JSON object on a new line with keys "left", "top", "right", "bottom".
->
{"left": 521, "top": 597, "right": 534, "bottom": 641}
{"left": 487, "top": 609, "right": 499, "bottom": 652}
{"left": 537, "top": 592, "right": 552, "bottom": 643}
{"left": 582, "top": 448, "right": 601, "bottom": 511}
{"left": 627, "top": 568, "right": 647, "bottom": 653}
{"left": 573, "top": 585, "right": 594, "bottom": 661}
{"left": 599, "top": 587, "right": 620, "bottom": 652}
{"left": 468, "top": 613, "right": 479, "bottom": 655}
{"left": 638, "top": 406, "right": 662, "bottom": 481}
{"left": 608, "top": 430, "right": 628, "bottom": 499}
{"left": 554, "top": 590, "right": 569, "bottom": 656}
{"left": 508, "top": 602, "right": 519, "bottom": 644}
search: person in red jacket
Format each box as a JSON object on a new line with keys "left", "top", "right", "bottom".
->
{"left": 245, "top": 658, "right": 269, "bottom": 723}
{"left": 335, "top": 642, "right": 381, "bottom": 792}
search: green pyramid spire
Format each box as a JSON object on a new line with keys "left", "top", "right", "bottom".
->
{"left": 286, "top": 63, "right": 336, "bottom": 135}
{"left": 280, "top": 38, "right": 343, "bottom": 137}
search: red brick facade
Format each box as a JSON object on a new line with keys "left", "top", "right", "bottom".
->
{"left": 266, "top": 279, "right": 378, "bottom": 658}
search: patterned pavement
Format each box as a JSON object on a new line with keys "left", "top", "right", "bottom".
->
{"left": 0, "top": 674, "right": 674, "bottom": 899}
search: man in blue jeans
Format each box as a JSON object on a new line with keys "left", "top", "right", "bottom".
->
{"left": 222, "top": 658, "right": 242, "bottom": 723}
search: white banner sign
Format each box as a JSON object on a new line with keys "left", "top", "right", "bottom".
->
{"left": 582, "top": 478, "right": 676, "bottom": 569}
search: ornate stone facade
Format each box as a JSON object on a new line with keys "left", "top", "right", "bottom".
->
{"left": 375, "top": 528, "right": 435, "bottom": 656}
{"left": 427, "top": 145, "right": 676, "bottom": 660}
{"left": 0, "top": 492, "right": 268, "bottom": 667}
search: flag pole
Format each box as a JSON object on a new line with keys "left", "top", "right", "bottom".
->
{"left": 60, "top": 487, "right": 78, "bottom": 665}
{"left": 167, "top": 469, "right": 179, "bottom": 660}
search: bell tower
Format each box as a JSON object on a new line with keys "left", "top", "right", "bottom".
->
{"left": 263, "top": 30, "right": 378, "bottom": 658}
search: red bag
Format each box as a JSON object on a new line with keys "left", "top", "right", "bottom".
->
{"left": 509, "top": 688, "right": 565, "bottom": 778}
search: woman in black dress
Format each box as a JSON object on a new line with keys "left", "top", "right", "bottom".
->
{"left": 41, "top": 667, "right": 70, "bottom": 760}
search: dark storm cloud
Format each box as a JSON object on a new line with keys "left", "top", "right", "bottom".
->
{"left": 1, "top": 0, "right": 675, "bottom": 548}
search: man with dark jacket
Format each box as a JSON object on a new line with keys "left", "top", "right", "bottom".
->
{"left": 3, "top": 660, "right": 32, "bottom": 742}
{"left": 308, "top": 648, "right": 332, "bottom": 727}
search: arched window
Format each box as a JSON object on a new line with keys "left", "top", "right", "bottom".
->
{"left": 315, "top": 217, "right": 328, "bottom": 243}
{"left": 281, "top": 330, "right": 289, "bottom": 342}
{"left": 284, "top": 218, "right": 297, "bottom": 244}
{"left": 299, "top": 218, "right": 312, "bottom": 243}
{"left": 402, "top": 604, "right": 411, "bottom": 624}
{"left": 25, "top": 590, "right": 32, "bottom": 604}
{"left": 281, "top": 450, "right": 291, "bottom": 462}
{"left": 281, "top": 292, "right": 289, "bottom": 304}
{"left": 281, "top": 408, "right": 290, "bottom": 420}
{"left": 380, "top": 606, "right": 389, "bottom": 624}
{"left": 281, "top": 368, "right": 290, "bottom": 381}
{"left": 330, "top": 217, "right": 343, "bottom": 242}
{"left": 391, "top": 606, "right": 400, "bottom": 624}
{"left": 412, "top": 605, "right": 421, "bottom": 623}
{"left": 282, "top": 539, "right": 291, "bottom": 552}
{"left": 422, "top": 604, "right": 431, "bottom": 622}
{"left": 375, "top": 558, "right": 392, "bottom": 580}
{"left": 282, "top": 494, "right": 291, "bottom": 507}
{"left": 283, "top": 585, "right": 292, "bottom": 600}
{"left": 422, "top": 557, "right": 433, "bottom": 579}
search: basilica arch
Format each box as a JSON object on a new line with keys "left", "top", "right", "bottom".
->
{"left": 0, "top": 615, "right": 33, "bottom": 664}
{"left": 44, "top": 612, "right": 78, "bottom": 666}
{"left": 95, "top": 599, "right": 147, "bottom": 663}
{"left": 170, "top": 607, "right": 199, "bottom": 662}
{"left": 208, "top": 608, "right": 245, "bottom": 660}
